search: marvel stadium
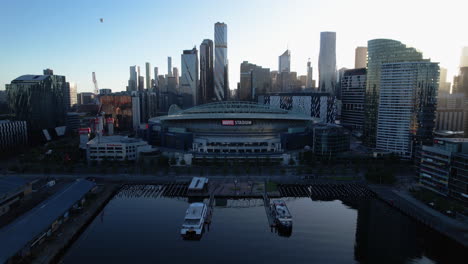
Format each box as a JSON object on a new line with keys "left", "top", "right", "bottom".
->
{"left": 147, "top": 101, "right": 320, "bottom": 163}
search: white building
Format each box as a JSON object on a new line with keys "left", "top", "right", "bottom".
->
{"left": 86, "top": 135, "right": 152, "bottom": 162}
{"left": 376, "top": 61, "right": 439, "bottom": 158}
{"left": 279, "top": 49, "right": 291, "bottom": 73}
{"left": 145, "top": 62, "right": 151, "bottom": 90}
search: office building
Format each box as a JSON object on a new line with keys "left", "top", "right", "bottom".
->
{"left": 376, "top": 62, "right": 439, "bottom": 158}
{"left": 77, "top": 92, "right": 95, "bottom": 105}
{"left": 306, "top": 60, "right": 313, "bottom": 88}
{"left": 239, "top": 61, "right": 257, "bottom": 101}
{"left": 452, "top": 67, "right": 468, "bottom": 95}
{"left": 86, "top": 135, "right": 152, "bottom": 163}
{"left": 167, "top": 57, "right": 173, "bottom": 77}
{"left": 279, "top": 50, "right": 291, "bottom": 73}
{"left": 341, "top": 68, "right": 366, "bottom": 131}
{"left": 99, "top": 88, "right": 112, "bottom": 95}
{"left": 69, "top": 82, "right": 77, "bottom": 107}
{"left": 420, "top": 138, "right": 468, "bottom": 205}
{"left": 436, "top": 93, "right": 465, "bottom": 131}
{"left": 239, "top": 61, "right": 271, "bottom": 101}
{"left": 145, "top": 62, "right": 151, "bottom": 90}
{"left": 312, "top": 124, "right": 350, "bottom": 157}
{"left": 318, "top": 32, "right": 337, "bottom": 95}
{"left": 336, "top": 67, "right": 348, "bottom": 100}
{"left": 355, "top": 47, "right": 367, "bottom": 69}
{"left": 99, "top": 93, "right": 134, "bottom": 131}
{"left": 214, "top": 22, "right": 229, "bottom": 101}
{"left": 200, "top": 39, "right": 214, "bottom": 104}
{"left": 6, "top": 73, "right": 68, "bottom": 132}
{"left": 363, "top": 39, "right": 425, "bottom": 148}
{"left": 180, "top": 47, "right": 199, "bottom": 107}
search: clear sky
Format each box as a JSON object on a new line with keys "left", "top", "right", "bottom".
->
{"left": 1, "top": 0, "right": 467, "bottom": 93}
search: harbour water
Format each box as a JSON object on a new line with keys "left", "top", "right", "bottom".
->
{"left": 63, "top": 187, "right": 467, "bottom": 264}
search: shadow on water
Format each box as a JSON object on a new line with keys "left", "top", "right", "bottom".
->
{"left": 62, "top": 186, "right": 467, "bottom": 264}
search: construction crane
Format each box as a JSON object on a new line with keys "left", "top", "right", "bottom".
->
{"left": 91, "top": 72, "right": 104, "bottom": 141}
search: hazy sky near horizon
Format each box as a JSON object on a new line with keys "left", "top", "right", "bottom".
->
{"left": 1, "top": 0, "right": 467, "bottom": 93}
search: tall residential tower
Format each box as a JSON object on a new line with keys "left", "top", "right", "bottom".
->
{"left": 279, "top": 50, "right": 291, "bottom": 73}
{"left": 318, "top": 32, "right": 337, "bottom": 95}
{"left": 214, "top": 22, "right": 228, "bottom": 101}
{"left": 200, "top": 39, "right": 214, "bottom": 104}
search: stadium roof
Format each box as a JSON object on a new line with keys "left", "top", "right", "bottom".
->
{"left": 12, "top": 75, "right": 50, "bottom": 82}
{"left": 150, "top": 101, "right": 317, "bottom": 122}
{"left": 0, "top": 179, "right": 96, "bottom": 263}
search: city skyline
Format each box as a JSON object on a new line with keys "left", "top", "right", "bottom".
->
{"left": 1, "top": 0, "right": 467, "bottom": 93}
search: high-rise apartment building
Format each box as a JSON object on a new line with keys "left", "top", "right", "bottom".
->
{"left": 460, "top": 47, "right": 468, "bottom": 68}
{"left": 200, "top": 39, "right": 214, "bottom": 104}
{"left": 341, "top": 68, "right": 366, "bottom": 132}
{"left": 436, "top": 93, "right": 465, "bottom": 131}
{"left": 69, "top": 82, "right": 77, "bottom": 107}
{"left": 239, "top": 61, "right": 271, "bottom": 101}
{"left": 355, "top": 47, "right": 367, "bottom": 69}
{"left": 145, "top": 62, "right": 151, "bottom": 90}
{"left": 452, "top": 67, "right": 468, "bottom": 95}
{"left": 138, "top": 76, "right": 144, "bottom": 92}
{"left": 439, "top": 67, "right": 451, "bottom": 95}
{"left": 279, "top": 50, "right": 291, "bottom": 73}
{"left": 154, "top": 67, "right": 159, "bottom": 88}
{"left": 363, "top": 39, "right": 425, "bottom": 148}
{"left": 173, "top": 67, "right": 179, "bottom": 86}
{"left": 128, "top": 66, "right": 140, "bottom": 92}
{"left": 168, "top": 57, "right": 173, "bottom": 77}
{"left": 214, "top": 22, "right": 228, "bottom": 101}
{"left": 318, "top": 32, "right": 337, "bottom": 95}
{"left": 180, "top": 47, "right": 199, "bottom": 107}
{"left": 306, "top": 60, "right": 313, "bottom": 88}
{"left": 376, "top": 62, "right": 439, "bottom": 158}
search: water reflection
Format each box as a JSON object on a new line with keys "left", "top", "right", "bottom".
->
{"left": 63, "top": 188, "right": 467, "bottom": 264}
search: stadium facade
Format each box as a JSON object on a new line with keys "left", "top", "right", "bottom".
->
{"left": 147, "top": 101, "right": 320, "bottom": 164}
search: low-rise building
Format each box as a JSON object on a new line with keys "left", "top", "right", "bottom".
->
{"left": 0, "top": 176, "right": 33, "bottom": 216}
{"left": 420, "top": 138, "right": 468, "bottom": 205}
{"left": 0, "top": 179, "right": 95, "bottom": 263}
{"left": 86, "top": 135, "right": 152, "bottom": 163}
{"left": 312, "top": 124, "right": 350, "bottom": 157}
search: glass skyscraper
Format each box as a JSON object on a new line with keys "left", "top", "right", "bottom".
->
{"left": 180, "top": 47, "right": 199, "bottom": 107}
{"left": 363, "top": 39, "right": 425, "bottom": 148}
{"left": 214, "top": 22, "right": 228, "bottom": 101}
{"left": 200, "top": 39, "right": 214, "bottom": 104}
{"left": 318, "top": 32, "right": 336, "bottom": 95}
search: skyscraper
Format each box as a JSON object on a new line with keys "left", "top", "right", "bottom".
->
{"left": 341, "top": 68, "right": 366, "bottom": 131}
{"left": 363, "top": 39, "right": 424, "bottom": 148}
{"left": 460, "top": 47, "right": 468, "bottom": 68}
{"left": 355, "top": 47, "right": 367, "bottom": 69}
{"left": 154, "top": 67, "right": 159, "bottom": 88}
{"left": 168, "top": 57, "right": 173, "bottom": 77}
{"left": 318, "top": 32, "right": 337, "bottom": 95}
{"left": 69, "top": 82, "right": 77, "bottom": 107}
{"left": 128, "top": 66, "right": 139, "bottom": 92}
{"left": 306, "top": 59, "right": 313, "bottom": 88}
{"left": 279, "top": 50, "right": 291, "bottom": 73}
{"left": 145, "top": 62, "right": 151, "bottom": 90}
{"left": 376, "top": 62, "right": 439, "bottom": 158}
{"left": 239, "top": 61, "right": 257, "bottom": 101}
{"left": 214, "top": 22, "right": 228, "bottom": 101}
{"left": 173, "top": 67, "right": 179, "bottom": 86}
{"left": 200, "top": 39, "right": 214, "bottom": 104}
{"left": 439, "top": 67, "right": 451, "bottom": 94}
{"left": 180, "top": 47, "right": 199, "bottom": 106}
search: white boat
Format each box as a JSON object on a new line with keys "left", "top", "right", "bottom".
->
{"left": 270, "top": 200, "right": 292, "bottom": 231}
{"left": 180, "top": 202, "right": 208, "bottom": 238}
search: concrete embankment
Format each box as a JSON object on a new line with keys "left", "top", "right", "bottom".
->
{"left": 31, "top": 184, "right": 121, "bottom": 264}
{"left": 369, "top": 185, "right": 468, "bottom": 247}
